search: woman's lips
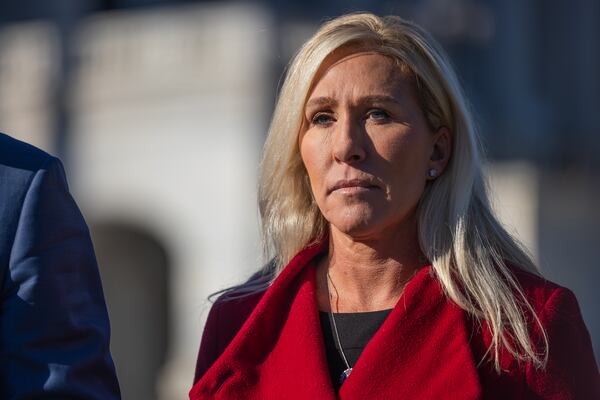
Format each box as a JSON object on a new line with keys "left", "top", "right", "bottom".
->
{"left": 329, "top": 179, "right": 380, "bottom": 194}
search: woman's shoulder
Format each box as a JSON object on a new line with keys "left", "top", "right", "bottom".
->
{"left": 507, "top": 265, "right": 576, "bottom": 314}
{"left": 194, "top": 289, "right": 267, "bottom": 384}
{"left": 506, "top": 266, "right": 600, "bottom": 397}
{"left": 194, "top": 264, "right": 274, "bottom": 384}
{"left": 206, "top": 289, "right": 267, "bottom": 348}
{"left": 210, "top": 289, "right": 267, "bottom": 329}
{"left": 207, "top": 259, "right": 276, "bottom": 327}
{"left": 509, "top": 266, "right": 591, "bottom": 350}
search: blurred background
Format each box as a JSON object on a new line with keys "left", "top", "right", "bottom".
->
{"left": 0, "top": 0, "right": 598, "bottom": 398}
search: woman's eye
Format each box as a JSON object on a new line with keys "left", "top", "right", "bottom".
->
{"left": 311, "top": 112, "right": 334, "bottom": 126}
{"left": 366, "top": 109, "right": 391, "bottom": 121}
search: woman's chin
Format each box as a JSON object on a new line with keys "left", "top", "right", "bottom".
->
{"left": 327, "top": 211, "right": 383, "bottom": 239}
{"left": 325, "top": 204, "right": 416, "bottom": 241}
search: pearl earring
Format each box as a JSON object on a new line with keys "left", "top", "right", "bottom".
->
{"left": 428, "top": 168, "right": 438, "bottom": 178}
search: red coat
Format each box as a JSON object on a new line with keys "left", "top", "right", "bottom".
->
{"left": 190, "top": 240, "right": 600, "bottom": 399}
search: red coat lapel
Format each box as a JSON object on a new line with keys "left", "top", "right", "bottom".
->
{"left": 339, "top": 267, "right": 483, "bottom": 400}
{"left": 190, "top": 241, "right": 483, "bottom": 399}
{"left": 190, "top": 240, "right": 336, "bottom": 399}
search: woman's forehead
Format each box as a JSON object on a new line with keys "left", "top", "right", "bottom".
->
{"left": 307, "top": 46, "right": 414, "bottom": 94}
{"left": 306, "top": 51, "right": 416, "bottom": 104}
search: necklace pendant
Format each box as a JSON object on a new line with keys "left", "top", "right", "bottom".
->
{"left": 339, "top": 367, "right": 353, "bottom": 384}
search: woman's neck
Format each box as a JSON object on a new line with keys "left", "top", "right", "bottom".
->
{"left": 316, "top": 224, "right": 424, "bottom": 313}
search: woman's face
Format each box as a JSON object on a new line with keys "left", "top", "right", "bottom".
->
{"left": 299, "top": 51, "right": 450, "bottom": 239}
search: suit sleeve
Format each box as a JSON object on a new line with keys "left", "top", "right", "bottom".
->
{"left": 526, "top": 287, "right": 600, "bottom": 399}
{"left": 0, "top": 156, "right": 121, "bottom": 399}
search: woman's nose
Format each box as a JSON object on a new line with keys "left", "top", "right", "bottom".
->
{"left": 332, "top": 116, "right": 366, "bottom": 164}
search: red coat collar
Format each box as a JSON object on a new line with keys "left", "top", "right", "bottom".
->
{"left": 190, "top": 240, "right": 483, "bottom": 399}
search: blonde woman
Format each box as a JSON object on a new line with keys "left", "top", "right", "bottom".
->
{"left": 190, "top": 13, "right": 599, "bottom": 399}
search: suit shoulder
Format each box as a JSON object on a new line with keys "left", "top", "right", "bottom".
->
{"left": 0, "top": 132, "right": 54, "bottom": 173}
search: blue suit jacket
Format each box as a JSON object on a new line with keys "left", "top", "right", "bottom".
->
{"left": 0, "top": 133, "right": 120, "bottom": 399}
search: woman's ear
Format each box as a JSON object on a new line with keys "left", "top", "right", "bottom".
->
{"left": 427, "top": 126, "right": 451, "bottom": 180}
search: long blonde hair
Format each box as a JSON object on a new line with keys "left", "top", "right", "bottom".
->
{"left": 256, "top": 13, "right": 548, "bottom": 372}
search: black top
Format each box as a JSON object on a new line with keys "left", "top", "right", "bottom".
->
{"left": 319, "top": 309, "right": 393, "bottom": 392}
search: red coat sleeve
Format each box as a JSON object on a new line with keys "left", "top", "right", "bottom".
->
{"left": 526, "top": 287, "right": 600, "bottom": 398}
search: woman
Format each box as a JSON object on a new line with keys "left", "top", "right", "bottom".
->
{"left": 190, "top": 13, "right": 599, "bottom": 399}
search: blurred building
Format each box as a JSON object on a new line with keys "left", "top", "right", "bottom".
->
{"left": 0, "top": 3, "right": 272, "bottom": 399}
{"left": 0, "top": 1, "right": 598, "bottom": 398}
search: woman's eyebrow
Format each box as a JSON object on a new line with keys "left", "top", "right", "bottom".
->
{"left": 305, "top": 97, "right": 338, "bottom": 110}
{"left": 357, "top": 95, "right": 400, "bottom": 106}
{"left": 305, "top": 94, "right": 401, "bottom": 111}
